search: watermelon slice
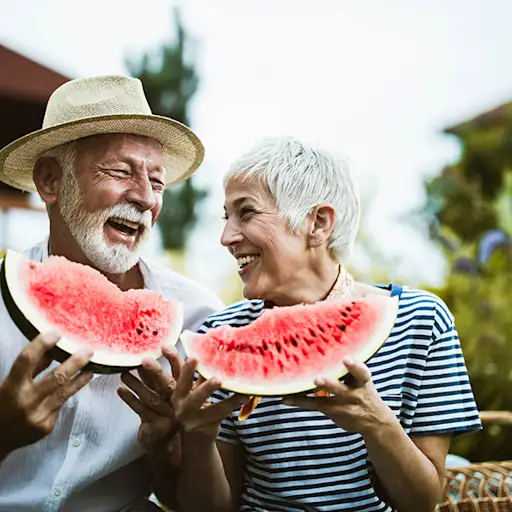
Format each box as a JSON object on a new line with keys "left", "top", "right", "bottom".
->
{"left": 181, "top": 295, "right": 398, "bottom": 397}
{"left": 0, "top": 249, "right": 183, "bottom": 373}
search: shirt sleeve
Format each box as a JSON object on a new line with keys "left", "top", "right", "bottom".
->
{"left": 409, "top": 300, "right": 482, "bottom": 437}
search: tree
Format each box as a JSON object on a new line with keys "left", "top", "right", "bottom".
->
{"left": 126, "top": 8, "right": 207, "bottom": 251}
{"left": 417, "top": 102, "right": 512, "bottom": 462}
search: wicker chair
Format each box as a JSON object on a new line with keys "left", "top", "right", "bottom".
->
{"left": 436, "top": 411, "right": 512, "bottom": 512}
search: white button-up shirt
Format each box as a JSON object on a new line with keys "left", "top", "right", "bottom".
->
{"left": 0, "top": 239, "right": 224, "bottom": 511}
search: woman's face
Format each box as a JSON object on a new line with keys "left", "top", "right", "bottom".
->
{"left": 221, "top": 176, "right": 310, "bottom": 303}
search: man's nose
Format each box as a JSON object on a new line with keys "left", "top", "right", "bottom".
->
{"left": 125, "top": 176, "right": 157, "bottom": 212}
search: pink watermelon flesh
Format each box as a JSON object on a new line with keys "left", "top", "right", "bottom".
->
{"left": 183, "top": 295, "right": 397, "bottom": 395}
{"left": 23, "top": 256, "right": 173, "bottom": 354}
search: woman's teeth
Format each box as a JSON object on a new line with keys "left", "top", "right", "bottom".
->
{"left": 237, "top": 255, "right": 259, "bottom": 268}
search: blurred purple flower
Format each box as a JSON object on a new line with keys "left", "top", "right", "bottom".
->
{"left": 478, "top": 229, "right": 511, "bottom": 264}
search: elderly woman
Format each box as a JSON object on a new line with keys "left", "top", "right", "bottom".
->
{"left": 120, "top": 136, "right": 481, "bottom": 512}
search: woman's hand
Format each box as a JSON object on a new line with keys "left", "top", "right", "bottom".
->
{"left": 118, "top": 345, "right": 182, "bottom": 452}
{"left": 282, "top": 358, "right": 396, "bottom": 435}
{"left": 171, "top": 358, "right": 248, "bottom": 442}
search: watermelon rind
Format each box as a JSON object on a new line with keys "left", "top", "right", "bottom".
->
{"left": 180, "top": 294, "right": 399, "bottom": 396}
{"left": 1, "top": 249, "right": 183, "bottom": 373}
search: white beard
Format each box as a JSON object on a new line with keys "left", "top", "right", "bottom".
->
{"left": 59, "top": 169, "right": 153, "bottom": 274}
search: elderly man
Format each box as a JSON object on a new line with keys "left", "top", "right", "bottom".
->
{"left": 0, "top": 75, "right": 223, "bottom": 511}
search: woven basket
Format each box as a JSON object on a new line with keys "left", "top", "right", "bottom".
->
{"left": 436, "top": 411, "right": 512, "bottom": 512}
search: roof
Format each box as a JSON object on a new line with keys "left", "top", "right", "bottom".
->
{"left": 0, "top": 43, "right": 70, "bottom": 103}
{"left": 444, "top": 101, "right": 512, "bottom": 136}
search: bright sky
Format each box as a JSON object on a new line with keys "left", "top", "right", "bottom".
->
{"left": 2, "top": 0, "right": 512, "bottom": 293}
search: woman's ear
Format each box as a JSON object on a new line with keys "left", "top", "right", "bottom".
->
{"left": 309, "top": 203, "right": 336, "bottom": 247}
{"left": 33, "top": 157, "right": 63, "bottom": 208}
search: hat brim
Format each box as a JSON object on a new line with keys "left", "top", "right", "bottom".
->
{"left": 0, "top": 114, "right": 205, "bottom": 193}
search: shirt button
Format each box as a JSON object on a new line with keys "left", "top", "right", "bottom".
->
{"left": 72, "top": 437, "right": 81, "bottom": 447}
{"left": 54, "top": 487, "right": 62, "bottom": 496}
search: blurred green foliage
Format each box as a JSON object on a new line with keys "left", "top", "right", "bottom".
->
{"left": 420, "top": 103, "right": 512, "bottom": 462}
{"left": 126, "top": 8, "right": 207, "bottom": 251}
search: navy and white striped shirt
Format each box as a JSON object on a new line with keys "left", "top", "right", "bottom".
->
{"left": 200, "top": 284, "right": 482, "bottom": 512}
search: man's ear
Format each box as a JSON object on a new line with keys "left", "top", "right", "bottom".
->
{"left": 33, "top": 157, "right": 63, "bottom": 207}
{"left": 309, "top": 203, "right": 336, "bottom": 247}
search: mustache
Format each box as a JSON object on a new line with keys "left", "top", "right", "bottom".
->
{"left": 105, "top": 203, "right": 153, "bottom": 231}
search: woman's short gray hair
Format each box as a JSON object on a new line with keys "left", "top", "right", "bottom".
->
{"left": 223, "top": 136, "right": 361, "bottom": 262}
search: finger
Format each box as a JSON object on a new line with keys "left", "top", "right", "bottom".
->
{"left": 173, "top": 358, "right": 198, "bottom": 399}
{"left": 141, "top": 358, "right": 176, "bottom": 400}
{"left": 187, "top": 377, "right": 223, "bottom": 410}
{"left": 45, "top": 370, "right": 94, "bottom": 412}
{"left": 191, "top": 373, "right": 206, "bottom": 391}
{"left": 10, "top": 331, "right": 61, "bottom": 383}
{"left": 121, "top": 372, "right": 174, "bottom": 416}
{"left": 162, "top": 345, "right": 183, "bottom": 381}
{"left": 117, "top": 387, "right": 149, "bottom": 419}
{"left": 342, "top": 358, "right": 372, "bottom": 388}
{"left": 314, "top": 378, "right": 350, "bottom": 397}
{"left": 138, "top": 365, "right": 158, "bottom": 391}
{"left": 32, "top": 353, "right": 54, "bottom": 379}
{"left": 37, "top": 347, "right": 94, "bottom": 397}
{"left": 201, "top": 393, "right": 249, "bottom": 424}
{"left": 118, "top": 387, "right": 168, "bottom": 425}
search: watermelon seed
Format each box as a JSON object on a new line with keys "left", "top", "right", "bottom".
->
{"left": 308, "top": 329, "right": 317, "bottom": 337}
{"left": 278, "top": 360, "right": 284, "bottom": 372}
{"left": 153, "top": 330, "right": 158, "bottom": 335}
{"left": 339, "top": 324, "right": 346, "bottom": 331}
{"left": 293, "top": 354, "right": 300, "bottom": 364}
{"left": 291, "top": 338, "right": 298, "bottom": 347}
{"left": 218, "top": 344, "right": 224, "bottom": 351}
{"left": 276, "top": 342, "right": 282, "bottom": 353}
{"left": 318, "top": 326, "right": 325, "bottom": 333}
{"left": 317, "top": 346, "right": 325, "bottom": 355}
{"left": 342, "top": 312, "right": 347, "bottom": 318}
{"left": 257, "top": 346, "right": 264, "bottom": 355}
{"left": 136, "top": 328, "right": 143, "bottom": 335}
{"left": 346, "top": 306, "right": 352, "bottom": 312}
{"left": 263, "top": 342, "right": 268, "bottom": 351}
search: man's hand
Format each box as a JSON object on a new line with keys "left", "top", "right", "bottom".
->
{"left": 0, "top": 331, "right": 94, "bottom": 459}
{"left": 171, "top": 357, "right": 248, "bottom": 442}
{"left": 118, "top": 345, "right": 182, "bottom": 453}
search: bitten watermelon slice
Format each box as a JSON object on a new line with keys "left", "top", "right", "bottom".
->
{"left": 181, "top": 294, "right": 398, "bottom": 397}
{"left": 0, "top": 249, "right": 183, "bottom": 373}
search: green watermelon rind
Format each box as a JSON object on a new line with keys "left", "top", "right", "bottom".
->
{"left": 181, "top": 294, "right": 399, "bottom": 396}
{"left": 1, "top": 249, "right": 184, "bottom": 373}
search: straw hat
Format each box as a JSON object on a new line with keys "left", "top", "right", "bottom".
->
{"left": 0, "top": 75, "right": 205, "bottom": 193}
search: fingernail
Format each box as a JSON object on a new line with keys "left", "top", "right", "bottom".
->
{"left": 77, "top": 347, "right": 94, "bottom": 358}
{"left": 315, "top": 378, "right": 326, "bottom": 386}
{"left": 44, "top": 330, "right": 61, "bottom": 343}
{"left": 344, "top": 357, "right": 355, "bottom": 366}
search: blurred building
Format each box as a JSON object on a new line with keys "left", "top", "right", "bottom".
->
{"left": 0, "top": 43, "right": 70, "bottom": 253}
